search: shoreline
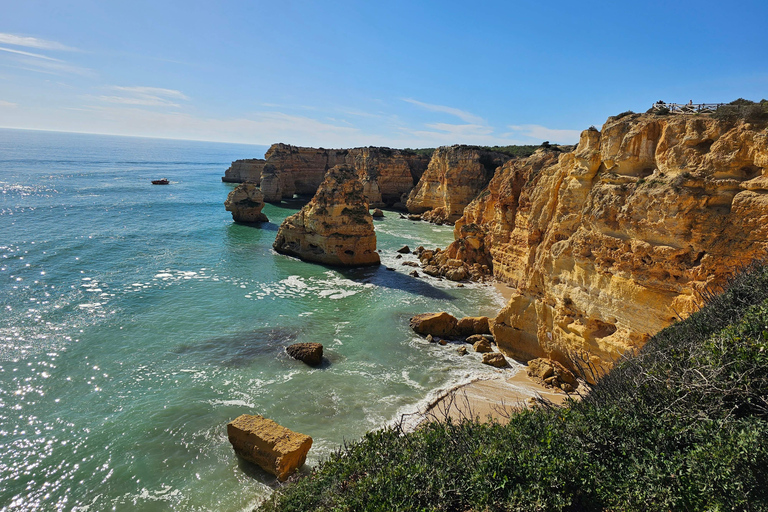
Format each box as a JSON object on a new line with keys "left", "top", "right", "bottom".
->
{"left": 400, "top": 365, "right": 572, "bottom": 431}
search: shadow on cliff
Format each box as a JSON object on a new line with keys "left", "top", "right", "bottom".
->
{"left": 336, "top": 265, "right": 456, "bottom": 301}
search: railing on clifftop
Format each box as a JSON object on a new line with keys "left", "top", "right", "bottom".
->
{"left": 650, "top": 102, "right": 725, "bottom": 114}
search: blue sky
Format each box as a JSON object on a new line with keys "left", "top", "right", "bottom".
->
{"left": 0, "top": 0, "right": 766, "bottom": 148}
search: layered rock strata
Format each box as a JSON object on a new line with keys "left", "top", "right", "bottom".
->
{"left": 406, "top": 146, "right": 511, "bottom": 224}
{"left": 260, "top": 144, "right": 429, "bottom": 205}
{"left": 227, "top": 414, "right": 312, "bottom": 481}
{"left": 272, "top": 164, "right": 380, "bottom": 266}
{"left": 224, "top": 183, "right": 269, "bottom": 223}
{"left": 449, "top": 114, "right": 768, "bottom": 376}
{"left": 222, "top": 158, "right": 266, "bottom": 183}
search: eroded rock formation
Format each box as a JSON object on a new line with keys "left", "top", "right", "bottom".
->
{"left": 406, "top": 146, "right": 511, "bottom": 224}
{"left": 222, "top": 158, "right": 266, "bottom": 183}
{"left": 273, "top": 164, "right": 380, "bottom": 266}
{"left": 224, "top": 183, "right": 269, "bottom": 223}
{"left": 260, "top": 144, "right": 429, "bottom": 205}
{"left": 449, "top": 113, "right": 768, "bottom": 376}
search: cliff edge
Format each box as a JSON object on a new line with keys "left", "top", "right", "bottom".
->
{"left": 451, "top": 112, "right": 768, "bottom": 374}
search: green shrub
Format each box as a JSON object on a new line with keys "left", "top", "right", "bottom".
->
{"left": 259, "top": 262, "right": 768, "bottom": 511}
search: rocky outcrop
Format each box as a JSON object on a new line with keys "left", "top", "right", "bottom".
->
{"left": 222, "top": 159, "right": 266, "bottom": 183}
{"left": 416, "top": 247, "right": 491, "bottom": 282}
{"left": 527, "top": 358, "right": 577, "bottom": 392}
{"left": 406, "top": 146, "right": 511, "bottom": 224}
{"left": 260, "top": 144, "right": 430, "bottom": 205}
{"left": 449, "top": 113, "right": 768, "bottom": 377}
{"left": 224, "top": 183, "right": 269, "bottom": 223}
{"left": 409, "top": 312, "right": 458, "bottom": 338}
{"left": 286, "top": 342, "right": 323, "bottom": 366}
{"left": 227, "top": 414, "right": 312, "bottom": 481}
{"left": 273, "top": 164, "right": 380, "bottom": 266}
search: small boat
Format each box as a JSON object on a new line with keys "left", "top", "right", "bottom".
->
{"left": 151, "top": 178, "right": 169, "bottom": 185}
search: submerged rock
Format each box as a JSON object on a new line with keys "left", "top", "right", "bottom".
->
{"left": 272, "top": 164, "right": 380, "bottom": 267}
{"left": 227, "top": 414, "right": 312, "bottom": 481}
{"left": 286, "top": 342, "right": 323, "bottom": 366}
{"left": 224, "top": 183, "right": 269, "bottom": 223}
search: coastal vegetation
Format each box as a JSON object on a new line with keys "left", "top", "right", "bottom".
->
{"left": 403, "top": 144, "right": 545, "bottom": 160}
{"left": 259, "top": 262, "right": 768, "bottom": 511}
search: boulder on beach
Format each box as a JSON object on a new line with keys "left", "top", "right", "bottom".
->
{"left": 527, "top": 358, "right": 577, "bottom": 390}
{"left": 372, "top": 208, "right": 384, "bottom": 218}
{"left": 286, "top": 342, "right": 323, "bottom": 366}
{"left": 410, "top": 312, "right": 458, "bottom": 338}
{"left": 227, "top": 414, "right": 312, "bottom": 481}
{"left": 482, "top": 352, "right": 508, "bottom": 368}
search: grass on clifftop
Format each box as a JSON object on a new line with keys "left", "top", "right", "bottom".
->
{"left": 259, "top": 263, "right": 768, "bottom": 512}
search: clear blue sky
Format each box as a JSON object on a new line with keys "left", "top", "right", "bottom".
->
{"left": 0, "top": 0, "right": 766, "bottom": 147}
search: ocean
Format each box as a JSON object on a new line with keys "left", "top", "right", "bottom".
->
{"left": 0, "top": 128, "right": 512, "bottom": 511}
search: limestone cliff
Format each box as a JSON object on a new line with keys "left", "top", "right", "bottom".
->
{"left": 260, "top": 144, "right": 429, "bottom": 205}
{"left": 406, "top": 146, "right": 511, "bottom": 224}
{"left": 222, "top": 158, "right": 266, "bottom": 183}
{"left": 451, "top": 113, "right": 768, "bottom": 376}
{"left": 273, "top": 164, "right": 380, "bottom": 266}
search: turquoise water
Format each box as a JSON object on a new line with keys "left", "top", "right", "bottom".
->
{"left": 0, "top": 129, "right": 508, "bottom": 511}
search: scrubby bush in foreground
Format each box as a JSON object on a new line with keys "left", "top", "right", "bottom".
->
{"left": 260, "top": 263, "right": 768, "bottom": 511}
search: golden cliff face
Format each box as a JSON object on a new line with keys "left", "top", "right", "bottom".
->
{"left": 273, "top": 164, "right": 380, "bottom": 267}
{"left": 454, "top": 114, "right": 768, "bottom": 376}
{"left": 260, "top": 144, "right": 429, "bottom": 205}
{"left": 222, "top": 158, "right": 266, "bottom": 183}
{"left": 406, "top": 146, "right": 510, "bottom": 224}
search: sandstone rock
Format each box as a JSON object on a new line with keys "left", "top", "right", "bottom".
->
{"left": 227, "top": 414, "right": 312, "bottom": 481}
{"left": 423, "top": 265, "right": 441, "bottom": 277}
{"left": 457, "top": 317, "right": 492, "bottom": 336}
{"left": 444, "top": 267, "right": 467, "bottom": 282}
{"left": 526, "top": 358, "right": 577, "bottom": 388}
{"left": 409, "top": 270, "right": 420, "bottom": 278}
{"left": 482, "top": 352, "right": 508, "bottom": 368}
{"left": 372, "top": 208, "right": 384, "bottom": 218}
{"left": 407, "top": 145, "right": 511, "bottom": 223}
{"left": 438, "top": 113, "right": 768, "bottom": 379}
{"left": 407, "top": 214, "right": 422, "bottom": 221}
{"left": 273, "top": 164, "right": 380, "bottom": 267}
{"left": 410, "top": 312, "right": 458, "bottom": 337}
{"left": 222, "top": 158, "right": 266, "bottom": 183}
{"left": 258, "top": 144, "right": 429, "bottom": 205}
{"left": 259, "top": 163, "right": 283, "bottom": 203}
{"left": 401, "top": 261, "right": 419, "bottom": 267}
{"left": 285, "top": 342, "right": 323, "bottom": 366}
{"left": 457, "top": 346, "right": 468, "bottom": 356}
{"left": 397, "top": 245, "right": 411, "bottom": 254}
{"left": 426, "top": 334, "right": 434, "bottom": 343}
{"left": 438, "top": 338, "right": 447, "bottom": 346}
{"left": 224, "top": 183, "right": 269, "bottom": 223}
{"left": 473, "top": 338, "right": 493, "bottom": 353}
{"left": 465, "top": 334, "right": 487, "bottom": 344}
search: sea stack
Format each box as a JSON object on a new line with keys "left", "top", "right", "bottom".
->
{"left": 273, "top": 164, "right": 381, "bottom": 266}
{"left": 224, "top": 182, "right": 269, "bottom": 223}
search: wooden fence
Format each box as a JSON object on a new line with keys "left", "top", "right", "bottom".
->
{"left": 650, "top": 102, "right": 725, "bottom": 114}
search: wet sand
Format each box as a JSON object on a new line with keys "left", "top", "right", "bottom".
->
{"left": 412, "top": 365, "right": 578, "bottom": 428}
